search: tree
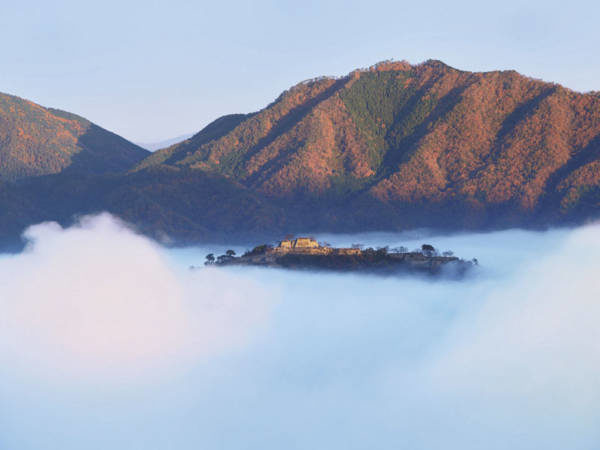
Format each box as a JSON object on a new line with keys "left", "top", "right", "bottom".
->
{"left": 244, "top": 244, "right": 270, "bottom": 256}
{"left": 421, "top": 244, "right": 435, "bottom": 256}
{"left": 375, "top": 246, "right": 389, "bottom": 259}
{"left": 205, "top": 253, "right": 215, "bottom": 264}
{"left": 363, "top": 247, "right": 376, "bottom": 256}
{"left": 392, "top": 246, "right": 408, "bottom": 253}
{"left": 225, "top": 249, "right": 236, "bottom": 257}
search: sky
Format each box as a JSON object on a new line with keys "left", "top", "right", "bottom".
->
{"left": 1, "top": 0, "right": 599, "bottom": 143}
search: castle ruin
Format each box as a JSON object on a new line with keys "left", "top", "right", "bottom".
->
{"left": 272, "top": 237, "right": 361, "bottom": 256}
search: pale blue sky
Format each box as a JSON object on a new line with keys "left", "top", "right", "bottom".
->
{"left": 1, "top": 0, "right": 598, "bottom": 142}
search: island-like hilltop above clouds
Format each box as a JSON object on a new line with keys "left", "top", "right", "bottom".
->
{"left": 1, "top": 60, "right": 600, "bottom": 248}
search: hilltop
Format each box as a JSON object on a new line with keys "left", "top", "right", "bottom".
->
{"left": 0, "top": 93, "right": 149, "bottom": 181}
{"left": 205, "top": 236, "right": 474, "bottom": 276}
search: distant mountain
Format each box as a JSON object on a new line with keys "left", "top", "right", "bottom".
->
{"left": 1, "top": 60, "right": 600, "bottom": 249}
{"left": 0, "top": 93, "right": 149, "bottom": 181}
{"left": 136, "top": 133, "right": 194, "bottom": 151}
{"left": 141, "top": 60, "right": 600, "bottom": 231}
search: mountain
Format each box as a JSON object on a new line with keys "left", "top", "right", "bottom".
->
{"left": 0, "top": 93, "right": 149, "bottom": 181}
{"left": 141, "top": 60, "right": 600, "bottom": 230}
{"left": 136, "top": 133, "right": 194, "bottom": 151}
{"left": 1, "top": 60, "right": 600, "bottom": 249}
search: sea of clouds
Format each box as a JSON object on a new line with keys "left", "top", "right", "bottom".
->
{"left": 0, "top": 213, "right": 598, "bottom": 449}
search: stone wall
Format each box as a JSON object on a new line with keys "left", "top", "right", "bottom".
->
{"left": 272, "top": 237, "right": 362, "bottom": 256}
{"left": 335, "top": 248, "right": 361, "bottom": 255}
{"left": 293, "top": 237, "right": 319, "bottom": 248}
{"left": 279, "top": 240, "right": 292, "bottom": 248}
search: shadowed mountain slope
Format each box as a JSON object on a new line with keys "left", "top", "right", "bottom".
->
{"left": 0, "top": 166, "right": 283, "bottom": 250}
{"left": 0, "top": 93, "right": 149, "bottom": 181}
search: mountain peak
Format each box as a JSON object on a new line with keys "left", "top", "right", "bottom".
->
{"left": 138, "top": 60, "right": 600, "bottom": 231}
{"left": 364, "top": 59, "right": 413, "bottom": 72}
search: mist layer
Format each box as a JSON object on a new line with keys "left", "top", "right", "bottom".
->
{"left": 1, "top": 215, "right": 598, "bottom": 449}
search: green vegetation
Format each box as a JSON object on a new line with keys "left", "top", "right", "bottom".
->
{"left": 137, "top": 114, "right": 250, "bottom": 171}
{"left": 339, "top": 70, "right": 439, "bottom": 175}
{"left": 243, "top": 244, "right": 272, "bottom": 257}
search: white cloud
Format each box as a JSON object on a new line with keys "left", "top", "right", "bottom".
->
{"left": 428, "top": 225, "right": 600, "bottom": 406}
{"left": 0, "top": 213, "right": 274, "bottom": 380}
{"left": 1, "top": 217, "right": 599, "bottom": 449}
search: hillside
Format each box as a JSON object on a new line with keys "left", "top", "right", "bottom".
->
{"left": 0, "top": 93, "right": 149, "bottom": 181}
{"left": 141, "top": 60, "right": 600, "bottom": 230}
{"left": 0, "top": 166, "right": 283, "bottom": 249}
{"left": 1, "top": 60, "right": 600, "bottom": 249}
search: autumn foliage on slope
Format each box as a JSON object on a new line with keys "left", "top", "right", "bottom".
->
{"left": 144, "top": 60, "right": 600, "bottom": 229}
{"left": 0, "top": 93, "right": 149, "bottom": 181}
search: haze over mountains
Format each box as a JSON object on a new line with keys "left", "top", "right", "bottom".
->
{"left": 1, "top": 60, "right": 600, "bottom": 248}
{"left": 136, "top": 134, "right": 194, "bottom": 152}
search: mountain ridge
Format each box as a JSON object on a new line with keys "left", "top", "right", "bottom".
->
{"left": 1, "top": 59, "right": 600, "bottom": 249}
{"left": 139, "top": 59, "right": 600, "bottom": 232}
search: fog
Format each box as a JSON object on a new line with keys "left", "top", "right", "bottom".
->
{"left": 0, "top": 214, "right": 598, "bottom": 449}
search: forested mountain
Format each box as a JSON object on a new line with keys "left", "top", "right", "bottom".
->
{"left": 1, "top": 60, "right": 600, "bottom": 249}
{"left": 0, "top": 93, "right": 148, "bottom": 181}
{"left": 141, "top": 60, "right": 600, "bottom": 231}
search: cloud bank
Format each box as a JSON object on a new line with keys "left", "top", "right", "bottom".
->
{"left": 0, "top": 214, "right": 274, "bottom": 379}
{"left": 0, "top": 215, "right": 599, "bottom": 449}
